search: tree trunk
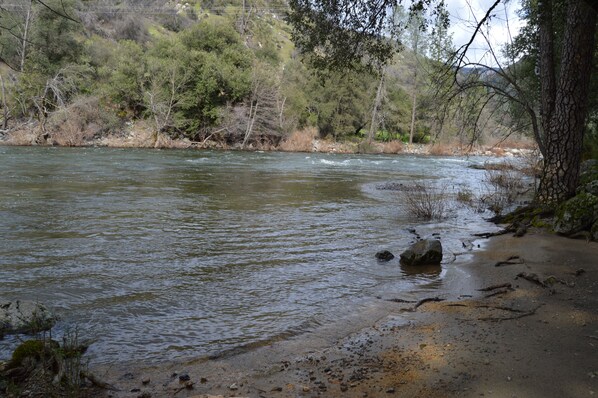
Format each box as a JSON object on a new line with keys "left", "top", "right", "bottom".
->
{"left": 537, "top": 0, "right": 597, "bottom": 204}
{"left": 409, "top": 77, "right": 417, "bottom": 145}
{"left": 0, "top": 74, "right": 9, "bottom": 130}
{"left": 368, "top": 72, "right": 385, "bottom": 144}
{"left": 20, "top": 0, "right": 33, "bottom": 72}
{"left": 537, "top": 0, "right": 555, "bottom": 157}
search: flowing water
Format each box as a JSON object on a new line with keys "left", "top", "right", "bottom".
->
{"left": 0, "top": 147, "right": 503, "bottom": 364}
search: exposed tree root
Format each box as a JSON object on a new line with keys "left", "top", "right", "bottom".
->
{"left": 388, "top": 298, "right": 417, "bottom": 304}
{"left": 473, "top": 230, "right": 510, "bottom": 238}
{"left": 81, "top": 371, "right": 120, "bottom": 391}
{"left": 478, "top": 305, "right": 541, "bottom": 322}
{"left": 409, "top": 297, "right": 445, "bottom": 312}
{"left": 495, "top": 256, "right": 524, "bottom": 267}
{"left": 516, "top": 272, "right": 548, "bottom": 288}
{"left": 517, "top": 272, "right": 573, "bottom": 288}
{"left": 484, "top": 289, "right": 512, "bottom": 298}
{"left": 477, "top": 283, "right": 512, "bottom": 292}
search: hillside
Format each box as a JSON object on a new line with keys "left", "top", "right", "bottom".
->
{"left": 0, "top": 0, "right": 532, "bottom": 152}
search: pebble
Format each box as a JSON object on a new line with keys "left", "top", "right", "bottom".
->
{"left": 179, "top": 374, "right": 190, "bottom": 382}
{"left": 229, "top": 383, "right": 239, "bottom": 390}
{"left": 386, "top": 387, "right": 396, "bottom": 393}
{"left": 141, "top": 377, "right": 150, "bottom": 385}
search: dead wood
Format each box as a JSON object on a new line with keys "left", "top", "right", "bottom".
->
{"left": 478, "top": 305, "right": 542, "bottom": 322}
{"left": 495, "top": 256, "right": 524, "bottom": 267}
{"left": 473, "top": 229, "right": 509, "bottom": 238}
{"left": 516, "top": 272, "right": 547, "bottom": 287}
{"left": 484, "top": 288, "right": 512, "bottom": 298}
{"left": 477, "top": 283, "right": 512, "bottom": 291}
{"left": 399, "top": 297, "right": 445, "bottom": 312}
{"left": 388, "top": 298, "right": 417, "bottom": 304}
{"left": 412, "top": 297, "right": 445, "bottom": 311}
{"left": 81, "top": 371, "right": 120, "bottom": 391}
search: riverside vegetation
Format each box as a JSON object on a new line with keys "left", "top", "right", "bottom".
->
{"left": 2, "top": 1, "right": 598, "bottom": 396}
{"left": 0, "top": 0, "right": 550, "bottom": 154}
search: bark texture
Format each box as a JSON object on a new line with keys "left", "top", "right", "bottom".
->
{"left": 537, "top": 0, "right": 597, "bottom": 203}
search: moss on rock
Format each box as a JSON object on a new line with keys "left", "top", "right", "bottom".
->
{"left": 592, "top": 220, "right": 598, "bottom": 241}
{"left": 579, "top": 159, "right": 598, "bottom": 187}
{"left": 554, "top": 192, "right": 598, "bottom": 235}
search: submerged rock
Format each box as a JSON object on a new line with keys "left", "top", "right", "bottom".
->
{"left": 553, "top": 193, "right": 598, "bottom": 235}
{"left": 375, "top": 250, "right": 395, "bottom": 261}
{"left": 0, "top": 301, "right": 56, "bottom": 336}
{"left": 400, "top": 239, "right": 443, "bottom": 266}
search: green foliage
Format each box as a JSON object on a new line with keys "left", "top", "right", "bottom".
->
{"left": 0, "top": 0, "right": 481, "bottom": 147}
{"left": 106, "top": 40, "right": 146, "bottom": 115}
{"left": 8, "top": 340, "right": 49, "bottom": 368}
{"left": 26, "top": 0, "right": 83, "bottom": 75}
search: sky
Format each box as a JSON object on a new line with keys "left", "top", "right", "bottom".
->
{"left": 446, "top": 0, "right": 526, "bottom": 65}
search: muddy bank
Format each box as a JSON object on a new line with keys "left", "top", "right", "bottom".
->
{"left": 92, "top": 231, "right": 598, "bottom": 398}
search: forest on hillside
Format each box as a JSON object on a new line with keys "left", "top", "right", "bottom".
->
{"left": 0, "top": 0, "right": 595, "bottom": 156}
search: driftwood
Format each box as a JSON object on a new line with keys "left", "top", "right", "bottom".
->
{"left": 403, "top": 297, "right": 445, "bottom": 312}
{"left": 517, "top": 272, "right": 572, "bottom": 288}
{"left": 413, "top": 297, "right": 445, "bottom": 310}
{"left": 81, "top": 371, "right": 120, "bottom": 391}
{"left": 392, "top": 297, "right": 445, "bottom": 311}
{"left": 478, "top": 305, "right": 541, "bottom": 322}
{"left": 473, "top": 229, "right": 509, "bottom": 238}
{"left": 477, "top": 283, "right": 512, "bottom": 292}
{"left": 484, "top": 289, "right": 512, "bottom": 298}
{"left": 516, "top": 272, "right": 548, "bottom": 288}
{"left": 388, "top": 298, "right": 416, "bottom": 304}
{"left": 495, "top": 256, "right": 524, "bottom": 267}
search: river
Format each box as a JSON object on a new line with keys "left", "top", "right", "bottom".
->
{"left": 0, "top": 147, "right": 504, "bottom": 364}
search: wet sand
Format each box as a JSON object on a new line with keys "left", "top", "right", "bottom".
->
{"left": 95, "top": 231, "right": 598, "bottom": 398}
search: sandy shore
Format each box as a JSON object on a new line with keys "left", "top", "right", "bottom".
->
{"left": 94, "top": 230, "right": 598, "bottom": 398}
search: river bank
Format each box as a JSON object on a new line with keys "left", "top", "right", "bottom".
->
{"left": 92, "top": 230, "right": 598, "bottom": 398}
{"left": 0, "top": 125, "right": 536, "bottom": 158}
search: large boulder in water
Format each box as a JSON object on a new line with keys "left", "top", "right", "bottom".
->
{"left": 400, "top": 239, "right": 443, "bottom": 266}
{"left": 0, "top": 301, "right": 56, "bottom": 337}
{"left": 553, "top": 193, "right": 598, "bottom": 235}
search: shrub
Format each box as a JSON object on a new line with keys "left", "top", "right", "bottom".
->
{"left": 400, "top": 182, "right": 451, "bottom": 221}
{"left": 47, "top": 96, "right": 123, "bottom": 146}
{"left": 479, "top": 167, "right": 525, "bottom": 215}
{"left": 279, "top": 128, "right": 316, "bottom": 152}
{"left": 380, "top": 140, "right": 403, "bottom": 154}
{"left": 3, "top": 328, "right": 90, "bottom": 397}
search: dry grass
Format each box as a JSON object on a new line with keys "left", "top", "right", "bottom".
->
{"left": 399, "top": 182, "right": 451, "bottom": 220}
{"left": 279, "top": 128, "right": 316, "bottom": 152}
{"left": 488, "top": 146, "right": 506, "bottom": 156}
{"left": 379, "top": 140, "right": 403, "bottom": 154}
{"left": 428, "top": 143, "right": 457, "bottom": 156}
{"left": 491, "top": 135, "right": 538, "bottom": 150}
{"left": 3, "top": 128, "right": 38, "bottom": 145}
{"left": 47, "top": 96, "right": 122, "bottom": 146}
{"left": 479, "top": 167, "right": 526, "bottom": 215}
